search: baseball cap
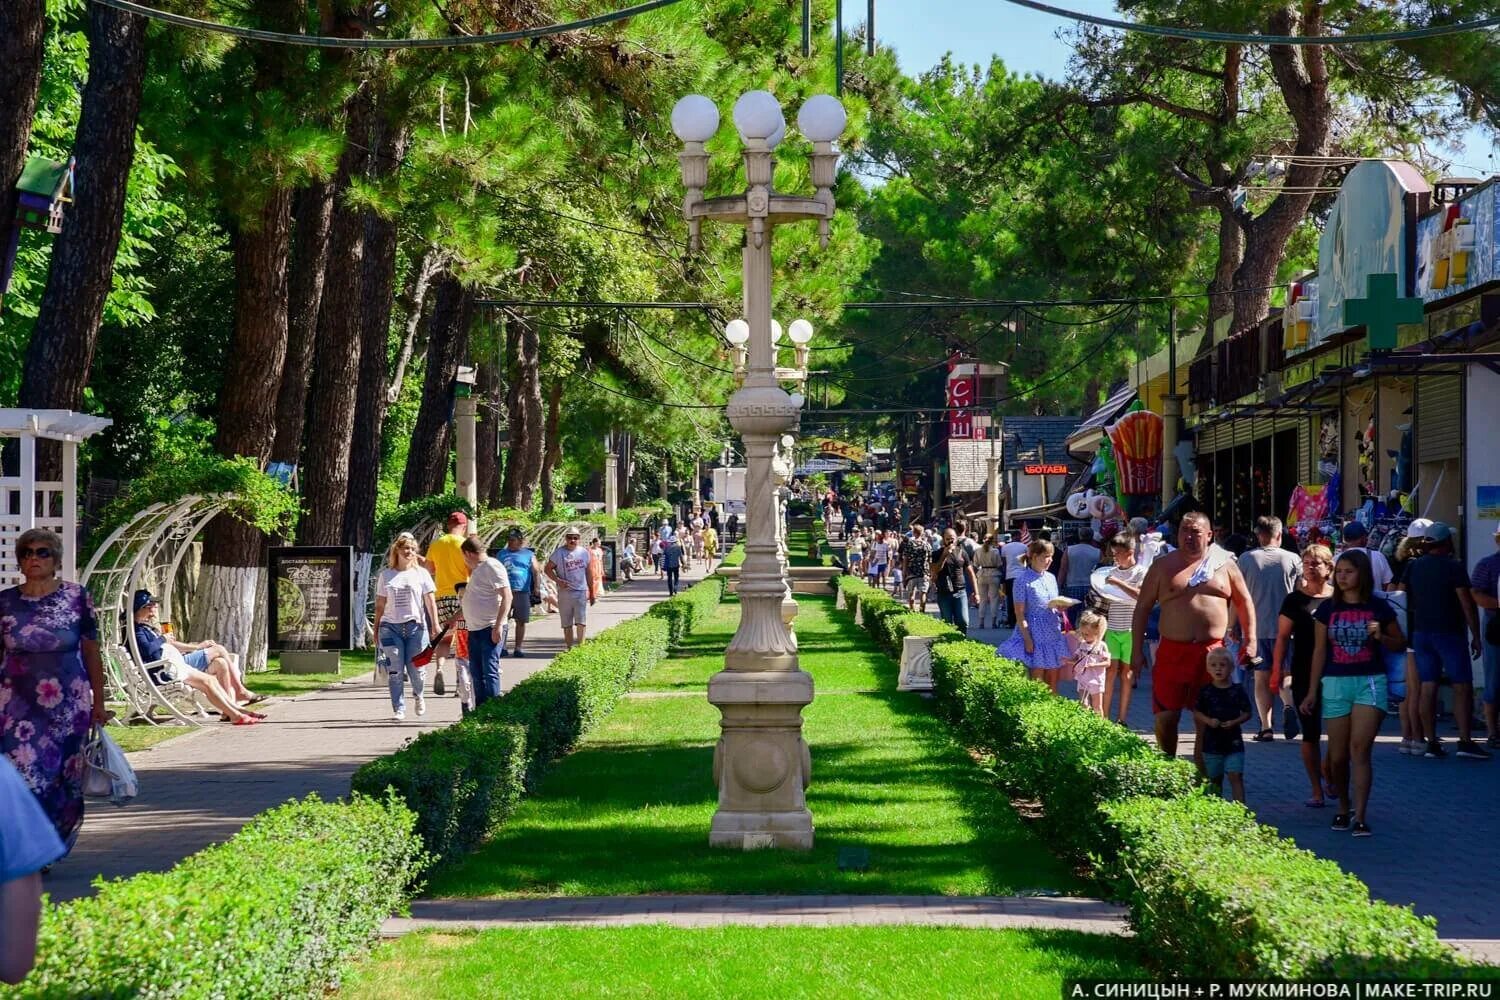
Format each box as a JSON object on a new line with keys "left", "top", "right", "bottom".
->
{"left": 448, "top": 511, "right": 469, "bottom": 526}
{"left": 1425, "top": 521, "right": 1453, "bottom": 544}
{"left": 133, "top": 589, "right": 157, "bottom": 612}
{"left": 507, "top": 527, "right": 526, "bottom": 540}
{"left": 565, "top": 528, "right": 581, "bottom": 538}
{"left": 1343, "top": 521, "right": 1369, "bottom": 541}
{"left": 1406, "top": 518, "right": 1434, "bottom": 539}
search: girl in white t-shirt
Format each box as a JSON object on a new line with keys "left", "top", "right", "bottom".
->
{"left": 374, "top": 532, "right": 440, "bottom": 722}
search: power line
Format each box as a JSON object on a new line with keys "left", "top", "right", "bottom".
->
{"left": 1000, "top": 0, "right": 1500, "bottom": 46}
{"left": 574, "top": 368, "right": 724, "bottom": 410}
{"left": 92, "top": 0, "right": 687, "bottom": 48}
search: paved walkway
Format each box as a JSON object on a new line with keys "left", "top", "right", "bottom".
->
{"left": 945, "top": 613, "right": 1500, "bottom": 945}
{"left": 46, "top": 563, "right": 706, "bottom": 903}
{"left": 382, "top": 894, "right": 1128, "bottom": 936}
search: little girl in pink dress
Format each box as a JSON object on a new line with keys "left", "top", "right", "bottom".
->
{"left": 1066, "top": 611, "right": 1111, "bottom": 716}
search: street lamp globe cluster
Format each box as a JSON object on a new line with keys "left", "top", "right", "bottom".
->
{"left": 672, "top": 88, "right": 846, "bottom": 851}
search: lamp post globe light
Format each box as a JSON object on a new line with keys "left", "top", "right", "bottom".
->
{"left": 674, "top": 89, "right": 845, "bottom": 851}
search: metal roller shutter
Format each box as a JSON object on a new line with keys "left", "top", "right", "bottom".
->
{"left": 1416, "top": 375, "right": 1462, "bottom": 464}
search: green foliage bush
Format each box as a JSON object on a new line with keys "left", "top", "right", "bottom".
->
{"left": 925, "top": 639, "right": 1468, "bottom": 978}
{"left": 87, "top": 454, "right": 300, "bottom": 557}
{"left": 13, "top": 793, "right": 423, "bottom": 999}
{"left": 721, "top": 543, "right": 745, "bottom": 567}
{"left": 354, "top": 583, "right": 715, "bottom": 870}
{"left": 374, "top": 492, "right": 477, "bottom": 553}
{"left": 1104, "top": 796, "right": 1464, "bottom": 979}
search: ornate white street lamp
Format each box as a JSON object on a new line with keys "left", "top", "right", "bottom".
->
{"left": 673, "top": 88, "right": 845, "bottom": 851}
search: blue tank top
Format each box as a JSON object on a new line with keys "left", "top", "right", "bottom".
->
{"left": 497, "top": 548, "right": 534, "bottom": 591}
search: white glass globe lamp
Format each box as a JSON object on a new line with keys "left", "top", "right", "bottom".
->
{"left": 787, "top": 319, "right": 814, "bottom": 345}
{"left": 733, "top": 90, "right": 784, "bottom": 142}
{"left": 771, "top": 320, "right": 784, "bottom": 344}
{"left": 671, "top": 95, "right": 719, "bottom": 143}
{"left": 788, "top": 393, "right": 806, "bottom": 410}
{"left": 723, "top": 319, "right": 750, "bottom": 346}
{"left": 797, "top": 94, "right": 847, "bottom": 142}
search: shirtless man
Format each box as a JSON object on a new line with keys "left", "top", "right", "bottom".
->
{"left": 1131, "top": 513, "right": 1258, "bottom": 760}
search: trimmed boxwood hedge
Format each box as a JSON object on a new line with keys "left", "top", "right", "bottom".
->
{"left": 926, "top": 639, "right": 1471, "bottom": 979}
{"left": 11, "top": 793, "right": 424, "bottom": 999}
{"left": 353, "top": 577, "right": 723, "bottom": 871}
{"left": 831, "top": 576, "right": 962, "bottom": 657}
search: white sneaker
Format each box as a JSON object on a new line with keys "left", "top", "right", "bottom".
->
{"left": 1398, "top": 740, "right": 1411, "bottom": 755}
{"left": 393, "top": 708, "right": 405, "bottom": 722}
{"left": 415, "top": 695, "right": 427, "bottom": 717}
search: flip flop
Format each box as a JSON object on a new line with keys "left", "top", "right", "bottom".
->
{"left": 1304, "top": 797, "right": 1326, "bottom": 808}
{"left": 245, "top": 694, "right": 268, "bottom": 705}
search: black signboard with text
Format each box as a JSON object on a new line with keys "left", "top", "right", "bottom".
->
{"left": 267, "top": 546, "right": 353, "bottom": 651}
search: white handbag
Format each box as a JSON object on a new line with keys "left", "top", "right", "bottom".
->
{"left": 83, "top": 725, "right": 138, "bottom": 806}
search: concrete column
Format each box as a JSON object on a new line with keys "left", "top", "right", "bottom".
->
{"left": 604, "top": 433, "right": 619, "bottom": 517}
{"left": 660, "top": 454, "right": 669, "bottom": 502}
{"left": 986, "top": 455, "right": 1001, "bottom": 525}
{"left": 1162, "top": 394, "right": 1183, "bottom": 508}
{"left": 454, "top": 393, "right": 478, "bottom": 506}
{"left": 709, "top": 232, "right": 814, "bottom": 851}
{"left": 693, "top": 459, "right": 703, "bottom": 509}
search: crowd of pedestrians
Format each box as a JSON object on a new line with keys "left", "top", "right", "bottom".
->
{"left": 835, "top": 493, "right": 1500, "bottom": 836}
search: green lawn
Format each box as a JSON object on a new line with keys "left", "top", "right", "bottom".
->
{"left": 110, "top": 724, "right": 199, "bottom": 754}
{"left": 427, "top": 596, "right": 1077, "bottom": 898}
{"left": 340, "top": 926, "right": 1146, "bottom": 999}
{"left": 252, "top": 649, "right": 376, "bottom": 698}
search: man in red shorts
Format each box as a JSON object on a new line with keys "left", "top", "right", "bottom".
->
{"left": 1132, "top": 512, "right": 1257, "bottom": 762}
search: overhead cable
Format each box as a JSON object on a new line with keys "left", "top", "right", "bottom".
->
{"left": 91, "top": 0, "right": 686, "bottom": 48}
{"left": 999, "top": 0, "right": 1500, "bottom": 46}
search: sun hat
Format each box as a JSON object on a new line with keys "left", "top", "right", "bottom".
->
{"left": 1406, "top": 518, "right": 1434, "bottom": 539}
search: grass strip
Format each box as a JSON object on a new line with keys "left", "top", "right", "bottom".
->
{"left": 427, "top": 596, "right": 1077, "bottom": 898}
{"left": 340, "top": 926, "right": 1146, "bottom": 999}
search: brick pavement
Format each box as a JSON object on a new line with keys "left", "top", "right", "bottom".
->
{"left": 962, "top": 617, "right": 1500, "bottom": 942}
{"left": 382, "top": 894, "right": 1129, "bottom": 936}
{"left": 45, "top": 562, "right": 704, "bottom": 903}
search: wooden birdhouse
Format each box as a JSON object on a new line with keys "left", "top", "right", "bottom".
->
{"left": 15, "top": 154, "right": 74, "bottom": 234}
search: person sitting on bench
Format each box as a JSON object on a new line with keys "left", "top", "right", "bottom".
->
{"left": 131, "top": 591, "right": 264, "bottom": 725}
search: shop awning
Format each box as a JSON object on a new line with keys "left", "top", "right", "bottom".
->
{"left": 1066, "top": 384, "right": 1136, "bottom": 456}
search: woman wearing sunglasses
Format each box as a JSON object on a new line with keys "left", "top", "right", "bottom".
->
{"left": 0, "top": 528, "right": 108, "bottom": 855}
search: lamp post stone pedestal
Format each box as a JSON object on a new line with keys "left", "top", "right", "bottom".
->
{"left": 674, "top": 89, "right": 846, "bottom": 851}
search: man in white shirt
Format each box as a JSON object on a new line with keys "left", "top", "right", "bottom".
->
{"left": 461, "top": 536, "right": 512, "bottom": 707}
{"left": 1341, "top": 520, "right": 1393, "bottom": 593}
{"left": 1000, "top": 532, "right": 1028, "bottom": 627}
{"left": 546, "top": 530, "right": 597, "bottom": 649}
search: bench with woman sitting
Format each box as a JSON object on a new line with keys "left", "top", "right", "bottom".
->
{"left": 131, "top": 590, "right": 265, "bottom": 726}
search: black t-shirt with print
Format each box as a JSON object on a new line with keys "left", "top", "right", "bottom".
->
{"left": 933, "top": 547, "right": 970, "bottom": 596}
{"left": 1197, "top": 683, "right": 1252, "bottom": 755}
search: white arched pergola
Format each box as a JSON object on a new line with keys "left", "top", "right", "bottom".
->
{"left": 80, "top": 494, "right": 237, "bottom": 726}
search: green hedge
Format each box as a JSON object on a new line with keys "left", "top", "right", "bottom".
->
{"left": 11, "top": 793, "right": 423, "bottom": 999}
{"left": 647, "top": 576, "right": 726, "bottom": 644}
{"left": 354, "top": 579, "right": 721, "bottom": 871}
{"left": 1105, "top": 796, "right": 1464, "bottom": 979}
{"left": 926, "top": 639, "right": 1469, "bottom": 978}
{"left": 721, "top": 543, "right": 745, "bottom": 567}
{"left": 831, "top": 577, "right": 962, "bottom": 657}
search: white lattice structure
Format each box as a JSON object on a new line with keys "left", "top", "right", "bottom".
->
{"left": 80, "top": 494, "right": 236, "bottom": 725}
{"left": 0, "top": 409, "right": 112, "bottom": 587}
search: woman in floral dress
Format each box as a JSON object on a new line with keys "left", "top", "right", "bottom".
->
{"left": 998, "top": 539, "right": 1073, "bottom": 693}
{"left": 0, "top": 528, "right": 107, "bottom": 853}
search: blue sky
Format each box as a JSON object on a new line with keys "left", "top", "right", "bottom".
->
{"left": 865, "top": 0, "right": 1496, "bottom": 176}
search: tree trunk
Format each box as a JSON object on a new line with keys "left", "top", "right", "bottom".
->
{"left": 476, "top": 355, "right": 501, "bottom": 504}
{"left": 539, "top": 380, "right": 562, "bottom": 512}
{"left": 197, "top": 192, "right": 294, "bottom": 663}
{"left": 387, "top": 246, "right": 440, "bottom": 405}
{"left": 18, "top": 3, "right": 147, "bottom": 473}
{"left": 399, "top": 274, "right": 472, "bottom": 503}
{"left": 506, "top": 318, "right": 545, "bottom": 511}
{"left": 270, "top": 180, "right": 335, "bottom": 468}
{"left": 499, "top": 317, "right": 524, "bottom": 508}
{"left": 0, "top": 0, "right": 46, "bottom": 306}
{"left": 342, "top": 125, "right": 409, "bottom": 647}
{"left": 300, "top": 87, "right": 376, "bottom": 544}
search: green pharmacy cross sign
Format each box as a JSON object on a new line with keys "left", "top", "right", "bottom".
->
{"left": 1344, "top": 272, "right": 1423, "bottom": 350}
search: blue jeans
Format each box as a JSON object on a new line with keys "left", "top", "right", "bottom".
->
{"left": 468, "top": 626, "right": 502, "bottom": 707}
{"left": 664, "top": 566, "right": 680, "bottom": 595}
{"left": 379, "top": 620, "right": 426, "bottom": 713}
{"left": 935, "top": 591, "right": 969, "bottom": 634}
